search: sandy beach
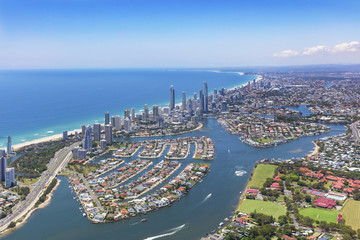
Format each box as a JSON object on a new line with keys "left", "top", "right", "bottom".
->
{"left": 1, "top": 129, "right": 81, "bottom": 152}
{"left": 309, "top": 141, "right": 320, "bottom": 157}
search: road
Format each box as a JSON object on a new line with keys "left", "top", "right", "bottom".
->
{"left": 0, "top": 142, "right": 79, "bottom": 232}
{"left": 76, "top": 173, "right": 105, "bottom": 212}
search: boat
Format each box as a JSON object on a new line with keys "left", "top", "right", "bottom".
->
{"left": 140, "top": 218, "right": 148, "bottom": 223}
{"left": 83, "top": 213, "right": 86, "bottom": 217}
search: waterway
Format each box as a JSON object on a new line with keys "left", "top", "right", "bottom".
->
{"left": 2, "top": 117, "right": 346, "bottom": 240}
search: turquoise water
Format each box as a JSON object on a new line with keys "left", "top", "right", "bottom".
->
{"left": 0, "top": 69, "right": 256, "bottom": 147}
{"left": 2, "top": 117, "right": 346, "bottom": 240}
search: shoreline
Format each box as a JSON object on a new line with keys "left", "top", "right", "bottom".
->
{"left": 0, "top": 179, "right": 61, "bottom": 236}
{"left": 1, "top": 71, "right": 255, "bottom": 152}
{"left": 2, "top": 130, "right": 81, "bottom": 152}
{"left": 309, "top": 140, "right": 320, "bottom": 157}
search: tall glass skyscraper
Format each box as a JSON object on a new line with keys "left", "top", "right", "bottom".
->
{"left": 83, "top": 126, "right": 93, "bottom": 152}
{"left": 182, "top": 91, "right": 186, "bottom": 111}
{"left": 7, "top": 136, "right": 11, "bottom": 155}
{"left": 170, "top": 85, "right": 175, "bottom": 110}
{"left": 204, "top": 81, "right": 208, "bottom": 113}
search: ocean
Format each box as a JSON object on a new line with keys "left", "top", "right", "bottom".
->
{"left": 0, "top": 69, "right": 256, "bottom": 147}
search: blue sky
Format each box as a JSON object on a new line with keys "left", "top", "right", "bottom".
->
{"left": 0, "top": 0, "right": 359, "bottom": 69}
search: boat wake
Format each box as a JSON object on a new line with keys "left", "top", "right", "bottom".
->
{"left": 130, "top": 222, "right": 140, "bottom": 226}
{"left": 143, "top": 224, "right": 186, "bottom": 240}
{"left": 235, "top": 170, "right": 247, "bottom": 177}
{"left": 201, "top": 193, "right": 212, "bottom": 204}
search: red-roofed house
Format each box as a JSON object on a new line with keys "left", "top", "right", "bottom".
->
{"left": 326, "top": 175, "right": 340, "bottom": 182}
{"left": 314, "top": 198, "right": 336, "bottom": 209}
{"left": 300, "top": 167, "right": 311, "bottom": 172}
{"left": 333, "top": 180, "right": 344, "bottom": 190}
{"left": 270, "top": 182, "right": 281, "bottom": 190}
{"left": 343, "top": 187, "right": 354, "bottom": 194}
{"left": 245, "top": 189, "right": 259, "bottom": 195}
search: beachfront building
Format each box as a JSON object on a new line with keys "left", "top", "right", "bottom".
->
{"left": 81, "top": 125, "right": 86, "bottom": 137}
{"left": 115, "top": 116, "right": 122, "bottom": 130}
{"left": 7, "top": 136, "right": 12, "bottom": 155}
{"left": 152, "top": 105, "right": 159, "bottom": 119}
{"left": 111, "top": 116, "right": 116, "bottom": 127}
{"left": 63, "top": 131, "right": 68, "bottom": 140}
{"left": 0, "top": 150, "right": 5, "bottom": 157}
{"left": 105, "top": 112, "right": 110, "bottom": 125}
{"left": 0, "top": 157, "right": 7, "bottom": 181}
{"left": 5, "top": 168, "right": 15, "bottom": 188}
{"left": 170, "top": 85, "right": 175, "bottom": 111}
{"left": 144, "top": 104, "right": 149, "bottom": 121}
{"left": 105, "top": 124, "right": 113, "bottom": 144}
{"left": 83, "top": 126, "right": 93, "bottom": 152}
{"left": 93, "top": 123, "right": 101, "bottom": 142}
{"left": 131, "top": 108, "right": 135, "bottom": 121}
{"left": 124, "top": 109, "right": 130, "bottom": 119}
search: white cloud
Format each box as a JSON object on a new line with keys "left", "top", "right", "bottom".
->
{"left": 274, "top": 41, "right": 360, "bottom": 57}
{"left": 303, "top": 45, "right": 329, "bottom": 55}
{"left": 332, "top": 41, "right": 360, "bottom": 53}
{"left": 273, "top": 50, "right": 299, "bottom": 57}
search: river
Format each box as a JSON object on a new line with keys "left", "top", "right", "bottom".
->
{"left": 2, "top": 117, "right": 345, "bottom": 240}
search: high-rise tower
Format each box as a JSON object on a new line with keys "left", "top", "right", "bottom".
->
{"left": 6, "top": 136, "right": 11, "bottom": 155}
{"left": 83, "top": 126, "right": 93, "bottom": 152}
{"left": 169, "top": 85, "right": 175, "bottom": 110}
{"left": 204, "top": 81, "right": 208, "bottom": 113}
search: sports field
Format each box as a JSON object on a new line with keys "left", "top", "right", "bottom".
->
{"left": 247, "top": 164, "right": 277, "bottom": 189}
{"left": 237, "top": 199, "right": 286, "bottom": 219}
{"left": 299, "top": 207, "right": 338, "bottom": 223}
{"left": 341, "top": 199, "right": 360, "bottom": 230}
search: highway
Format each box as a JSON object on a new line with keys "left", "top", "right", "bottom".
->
{"left": 0, "top": 142, "right": 79, "bottom": 232}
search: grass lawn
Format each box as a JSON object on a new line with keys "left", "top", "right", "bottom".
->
{"left": 247, "top": 164, "right": 277, "bottom": 189}
{"left": 299, "top": 207, "right": 338, "bottom": 223}
{"left": 237, "top": 199, "right": 286, "bottom": 219}
{"left": 341, "top": 199, "right": 360, "bottom": 230}
{"left": 67, "top": 164, "right": 97, "bottom": 175}
{"left": 18, "top": 177, "right": 40, "bottom": 186}
{"left": 252, "top": 138, "right": 277, "bottom": 144}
